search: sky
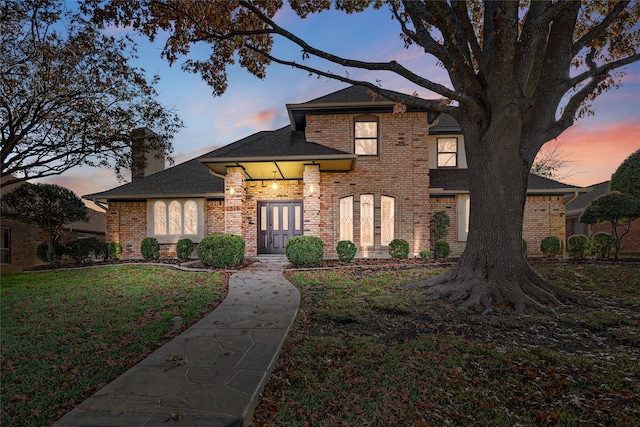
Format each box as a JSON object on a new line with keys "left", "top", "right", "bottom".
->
{"left": 38, "top": 4, "right": 640, "bottom": 210}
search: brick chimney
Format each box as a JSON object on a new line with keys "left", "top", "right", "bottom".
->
{"left": 131, "top": 128, "right": 165, "bottom": 181}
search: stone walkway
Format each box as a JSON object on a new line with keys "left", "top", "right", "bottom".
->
{"left": 54, "top": 257, "right": 299, "bottom": 427}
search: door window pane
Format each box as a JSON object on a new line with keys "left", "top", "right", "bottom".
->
{"left": 261, "top": 206, "right": 268, "bottom": 231}
{"left": 272, "top": 206, "right": 279, "bottom": 231}
{"left": 282, "top": 206, "right": 289, "bottom": 230}
{"left": 294, "top": 206, "right": 301, "bottom": 231}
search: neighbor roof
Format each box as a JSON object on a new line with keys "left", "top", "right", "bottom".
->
{"left": 429, "top": 169, "right": 586, "bottom": 194}
{"left": 565, "top": 181, "right": 610, "bottom": 217}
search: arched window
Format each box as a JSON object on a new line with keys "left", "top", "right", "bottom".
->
{"left": 154, "top": 201, "right": 167, "bottom": 235}
{"left": 360, "top": 194, "right": 374, "bottom": 247}
{"left": 381, "top": 196, "right": 395, "bottom": 245}
{"left": 339, "top": 196, "right": 353, "bottom": 242}
{"left": 184, "top": 201, "right": 198, "bottom": 234}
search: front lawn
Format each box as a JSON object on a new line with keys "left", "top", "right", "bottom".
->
{"left": 0, "top": 265, "right": 228, "bottom": 427}
{"left": 252, "top": 261, "right": 640, "bottom": 426}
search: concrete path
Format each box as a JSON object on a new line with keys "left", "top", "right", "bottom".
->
{"left": 54, "top": 257, "right": 299, "bottom": 427}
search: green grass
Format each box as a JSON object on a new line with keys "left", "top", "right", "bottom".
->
{"left": 1, "top": 265, "right": 227, "bottom": 427}
{"left": 252, "top": 263, "right": 640, "bottom": 426}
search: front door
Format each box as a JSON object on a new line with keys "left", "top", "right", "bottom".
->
{"left": 258, "top": 201, "right": 303, "bottom": 254}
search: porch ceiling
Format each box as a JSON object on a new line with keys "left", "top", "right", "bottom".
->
{"left": 200, "top": 156, "right": 356, "bottom": 180}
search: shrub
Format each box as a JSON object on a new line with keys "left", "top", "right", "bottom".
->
{"left": 176, "top": 238, "right": 194, "bottom": 261}
{"left": 285, "top": 236, "right": 324, "bottom": 267}
{"left": 567, "top": 234, "right": 590, "bottom": 259}
{"left": 140, "top": 237, "right": 160, "bottom": 260}
{"left": 540, "top": 236, "right": 563, "bottom": 257}
{"left": 389, "top": 239, "right": 410, "bottom": 259}
{"left": 336, "top": 240, "right": 357, "bottom": 263}
{"left": 591, "top": 232, "right": 612, "bottom": 259}
{"left": 197, "top": 234, "right": 245, "bottom": 268}
{"left": 35, "top": 241, "right": 67, "bottom": 263}
{"left": 434, "top": 240, "right": 451, "bottom": 259}
{"left": 522, "top": 238, "right": 528, "bottom": 254}
{"left": 67, "top": 237, "right": 107, "bottom": 264}
{"left": 431, "top": 211, "right": 451, "bottom": 241}
{"left": 419, "top": 249, "right": 430, "bottom": 259}
{"left": 107, "top": 242, "right": 123, "bottom": 261}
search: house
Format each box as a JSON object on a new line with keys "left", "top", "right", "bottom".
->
{"left": 1, "top": 177, "right": 106, "bottom": 270}
{"left": 566, "top": 181, "right": 640, "bottom": 254}
{"left": 85, "top": 85, "right": 585, "bottom": 259}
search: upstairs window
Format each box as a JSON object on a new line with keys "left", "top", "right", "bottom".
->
{"left": 354, "top": 116, "right": 378, "bottom": 156}
{"left": 437, "top": 137, "right": 458, "bottom": 167}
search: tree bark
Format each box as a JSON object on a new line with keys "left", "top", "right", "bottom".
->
{"left": 408, "top": 105, "right": 576, "bottom": 314}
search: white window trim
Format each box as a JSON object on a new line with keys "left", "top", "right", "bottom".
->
{"left": 354, "top": 116, "right": 379, "bottom": 156}
{"left": 437, "top": 137, "right": 458, "bottom": 168}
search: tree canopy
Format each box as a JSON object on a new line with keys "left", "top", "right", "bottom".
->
{"left": 0, "top": 0, "right": 183, "bottom": 188}
{"left": 84, "top": 1, "right": 640, "bottom": 313}
{"left": 1, "top": 183, "right": 88, "bottom": 263}
{"left": 610, "top": 149, "right": 640, "bottom": 199}
{"left": 580, "top": 190, "right": 640, "bottom": 259}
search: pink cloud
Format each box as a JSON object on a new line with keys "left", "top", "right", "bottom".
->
{"left": 553, "top": 121, "right": 640, "bottom": 187}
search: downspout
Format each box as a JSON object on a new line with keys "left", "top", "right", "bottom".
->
{"left": 563, "top": 190, "right": 580, "bottom": 206}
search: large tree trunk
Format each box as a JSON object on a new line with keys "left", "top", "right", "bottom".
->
{"left": 409, "top": 106, "right": 574, "bottom": 314}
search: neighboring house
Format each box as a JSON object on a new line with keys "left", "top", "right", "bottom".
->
{"left": 1, "top": 177, "right": 106, "bottom": 270}
{"left": 85, "top": 85, "right": 586, "bottom": 259}
{"left": 566, "top": 181, "right": 640, "bottom": 254}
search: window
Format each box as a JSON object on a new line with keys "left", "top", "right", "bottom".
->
{"left": 1, "top": 227, "right": 9, "bottom": 264}
{"left": 437, "top": 137, "right": 458, "bottom": 167}
{"left": 457, "top": 194, "right": 470, "bottom": 241}
{"left": 149, "top": 199, "right": 204, "bottom": 242}
{"left": 360, "top": 194, "right": 374, "bottom": 247}
{"left": 354, "top": 116, "right": 378, "bottom": 155}
{"left": 381, "top": 196, "right": 395, "bottom": 245}
{"left": 339, "top": 196, "right": 354, "bottom": 242}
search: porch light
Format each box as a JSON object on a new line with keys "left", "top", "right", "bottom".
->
{"left": 271, "top": 171, "right": 278, "bottom": 190}
{"left": 309, "top": 184, "right": 315, "bottom": 194}
{"left": 228, "top": 187, "right": 235, "bottom": 196}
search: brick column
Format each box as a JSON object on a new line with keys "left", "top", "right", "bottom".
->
{"left": 303, "top": 164, "right": 321, "bottom": 238}
{"left": 225, "top": 167, "right": 246, "bottom": 240}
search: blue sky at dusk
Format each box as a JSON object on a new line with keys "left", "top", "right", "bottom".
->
{"left": 40, "top": 4, "right": 640, "bottom": 209}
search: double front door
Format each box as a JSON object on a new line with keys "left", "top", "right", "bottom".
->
{"left": 258, "top": 201, "right": 303, "bottom": 254}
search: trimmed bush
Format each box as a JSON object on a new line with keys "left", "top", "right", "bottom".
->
{"left": 591, "top": 232, "right": 612, "bottom": 259}
{"left": 434, "top": 240, "right": 451, "bottom": 259}
{"left": 567, "top": 234, "right": 590, "bottom": 259}
{"left": 107, "top": 242, "right": 123, "bottom": 261}
{"left": 140, "top": 237, "right": 160, "bottom": 261}
{"left": 540, "top": 236, "right": 563, "bottom": 258}
{"left": 67, "top": 237, "right": 107, "bottom": 264}
{"left": 176, "top": 238, "right": 194, "bottom": 261}
{"left": 285, "top": 236, "right": 324, "bottom": 267}
{"left": 336, "top": 240, "right": 357, "bottom": 263}
{"left": 197, "top": 234, "right": 245, "bottom": 268}
{"left": 35, "top": 241, "right": 67, "bottom": 263}
{"left": 389, "top": 239, "right": 410, "bottom": 259}
{"left": 419, "top": 249, "right": 430, "bottom": 259}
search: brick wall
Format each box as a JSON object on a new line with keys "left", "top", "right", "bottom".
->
{"left": 428, "top": 195, "right": 566, "bottom": 257}
{"left": 105, "top": 201, "right": 147, "bottom": 258}
{"left": 307, "top": 112, "right": 431, "bottom": 257}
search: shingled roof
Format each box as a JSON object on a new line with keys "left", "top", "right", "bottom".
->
{"left": 429, "top": 169, "right": 584, "bottom": 194}
{"left": 565, "top": 181, "right": 609, "bottom": 217}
